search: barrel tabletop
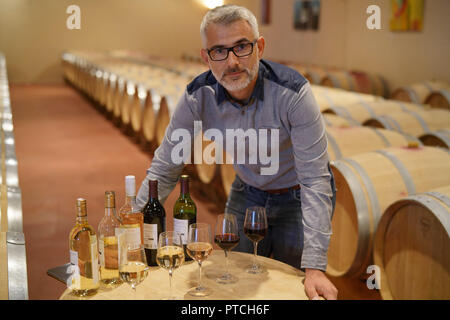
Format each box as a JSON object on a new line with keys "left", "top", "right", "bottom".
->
{"left": 60, "top": 251, "right": 308, "bottom": 300}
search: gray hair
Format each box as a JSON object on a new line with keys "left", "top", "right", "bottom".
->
{"left": 200, "top": 5, "right": 259, "bottom": 47}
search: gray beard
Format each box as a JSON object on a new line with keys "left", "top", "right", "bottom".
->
{"left": 212, "top": 60, "right": 259, "bottom": 92}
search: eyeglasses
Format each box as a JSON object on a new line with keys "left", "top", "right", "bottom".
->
{"left": 207, "top": 40, "right": 258, "bottom": 61}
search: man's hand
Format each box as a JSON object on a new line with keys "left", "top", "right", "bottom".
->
{"left": 304, "top": 268, "right": 338, "bottom": 300}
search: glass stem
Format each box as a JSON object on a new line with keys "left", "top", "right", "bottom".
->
{"left": 224, "top": 250, "right": 229, "bottom": 275}
{"left": 198, "top": 261, "right": 203, "bottom": 289}
{"left": 169, "top": 269, "right": 173, "bottom": 298}
{"left": 253, "top": 241, "right": 258, "bottom": 268}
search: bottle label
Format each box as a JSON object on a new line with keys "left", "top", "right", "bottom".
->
{"left": 98, "top": 238, "right": 105, "bottom": 267}
{"left": 68, "top": 250, "right": 80, "bottom": 288}
{"left": 121, "top": 226, "right": 141, "bottom": 250}
{"left": 173, "top": 218, "right": 189, "bottom": 245}
{"left": 143, "top": 223, "right": 158, "bottom": 250}
{"left": 90, "top": 235, "right": 99, "bottom": 284}
{"left": 70, "top": 250, "right": 78, "bottom": 265}
{"left": 115, "top": 228, "right": 125, "bottom": 266}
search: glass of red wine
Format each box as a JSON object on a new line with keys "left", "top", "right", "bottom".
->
{"left": 244, "top": 206, "right": 268, "bottom": 274}
{"left": 214, "top": 213, "right": 240, "bottom": 284}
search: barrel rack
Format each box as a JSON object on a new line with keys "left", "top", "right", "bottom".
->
{"left": 0, "top": 52, "right": 28, "bottom": 300}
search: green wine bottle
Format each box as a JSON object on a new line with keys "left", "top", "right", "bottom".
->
{"left": 173, "top": 175, "right": 196, "bottom": 261}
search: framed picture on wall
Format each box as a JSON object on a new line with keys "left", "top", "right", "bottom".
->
{"left": 390, "top": 0, "right": 424, "bottom": 31}
{"left": 293, "top": 0, "right": 320, "bottom": 31}
{"left": 261, "top": 0, "right": 271, "bottom": 25}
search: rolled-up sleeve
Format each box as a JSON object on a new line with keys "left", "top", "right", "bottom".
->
{"left": 287, "top": 82, "right": 333, "bottom": 271}
{"left": 136, "top": 90, "right": 198, "bottom": 208}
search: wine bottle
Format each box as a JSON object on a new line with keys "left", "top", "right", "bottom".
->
{"left": 119, "top": 175, "right": 144, "bottom": 250}
{"left": 68, "top": 198, "right": 100, "bottom": 296}
{"left": 173, "top": 175, "right": 196, "bottom": 261}
{"left": 98, "top": 191, "right": 122, "bottom": 285}
{"left": 143, "top": 179, "right": 166, "bottom": 266}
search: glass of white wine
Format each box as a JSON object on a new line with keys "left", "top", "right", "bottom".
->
{"left": 119, "top": 243, "right": 149, "bottom": 298}
{"left": 187, "top": 223, "right": 213, "bottom": 297}
{"left": 156, "top": 231, "right": 185, "bottom": 300}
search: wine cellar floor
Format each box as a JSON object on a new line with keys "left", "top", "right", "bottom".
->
{"left": 10, "top": 84, "right": 380, "bottom": 300}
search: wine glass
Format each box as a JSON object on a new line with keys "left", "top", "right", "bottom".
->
{"left": 119, "top": 243, "right": 149, "bottom": 298}
{"left": 156, "top": 231, "right": 185, "bottom": 300}
{"left": 187, "top": 223, "right": 213, "bottom": 297}
{"left": 214, "top": 213, "right": 239, "bottom": 284}
{"left": 244, "top": 206, "right": 268, "bottom": 274}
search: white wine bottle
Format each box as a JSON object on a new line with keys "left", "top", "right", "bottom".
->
{"left": 119, "top": 175, "right": 144, "bottom": 250}
{"left": 98, "top": 191, "right": 123, "bottom": 286}
{"left": 68, "top": 198, "right": 100, "bottom": 296}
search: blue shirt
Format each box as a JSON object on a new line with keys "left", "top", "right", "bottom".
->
{"left": 137, "top": 59, "right": 334, "bottom": 270}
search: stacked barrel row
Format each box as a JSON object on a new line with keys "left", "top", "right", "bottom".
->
{"left": 286, "top": 61, "right": 450, "bottom": 112}
{"left": 0, "top": 53, "right": 28, "bottom": 300}
{"left": 391, "top": 80, "right": 450, "bottom": 111}
{"left": 285, "top": 62, "right": 390, "bottom": 98}
{"left": 62, "top": 51, "right": 450, "bottom": 299}
{"left": 62, "top": 51, "right": 209, "bottom": 149}
{"left": 312, "top": 80, "right": 450, "bottom": 299}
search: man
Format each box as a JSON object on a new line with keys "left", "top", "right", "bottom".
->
{"left": 137, "top": 5, "right": 337, "bottom": 300}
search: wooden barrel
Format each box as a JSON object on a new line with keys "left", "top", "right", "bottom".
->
{"left": 93, "top": 69, "right": 103, "bottom": 103}
{"left": 286, "top": 63, "right": 309, "bottom": 80}
{"left": 99, "top": 71, "right": 110, "bottom": 108}
{"left": 425, "top": 89, "right": 450, "bottom": 110}
{"left": 119, "top": 82, "right": 135, "bottom": 125}
{"left": 326, "top": 126, "right": 420, "bottom": 160}
{"left": 193, "top": 135, "right": 221, "bottom": 185}
{"left": 419, "top": 129, "right": 450, "bottom": 149}
{"left": 363, "top": 108, "right": 450, "bottom": 138}
{"left": 305, "top": 67, "right": 329, "bottom": 85}
{"left": 323, "top": 100, "right": 424, "bottom": 125}
{"left": 327, "top": 146, "right": 450, "bottom": 278}
{"left": 322, "top": 114, "right": 357, "bottom": 127}
{"left": 321, "top": 71, "right": 357, "bottom": 92}
{"left": 373, "top": 185, "right": 450, "bottom": 300}
{"left": 154, "top": 91, "right": 181, "bottom": 146}
{"left": 106, "top": 74, "right": 118, "bottom": 113}
{"left": 130, "top": 85, "right": 148, "bottom": 134}
{"left": 141, "top": 89, "right": 159, "bottom": 144}
{"left": 349, "top": 72, "right": 389, "bottom": 98}
{"left": 391, "top": 81, "right": 449, "bottom": 104}
{"left": 312, "top": 85, "right": 379, "bottom": 112}
{"left": 112, "top": 77, "right": 127, "bottom": 119}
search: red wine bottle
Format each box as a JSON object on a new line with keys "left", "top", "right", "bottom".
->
{"left": 143, "top": 179, "right": 166, "bottom": 266}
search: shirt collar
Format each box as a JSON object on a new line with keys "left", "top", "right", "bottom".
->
{"left": 216, "top": 61, "right": 265, "bottom": 106}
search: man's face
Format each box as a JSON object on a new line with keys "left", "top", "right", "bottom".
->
{"left": 201, "top": 20, "right": 264, "bottom": 93}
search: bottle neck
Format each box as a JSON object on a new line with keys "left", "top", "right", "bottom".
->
{"left": 180, "top": 178, "right": 189, "bottom": 198}
{"left": 104, "top": 207, "right": 115, "bottom": 217}
{"left": 76, "top": 215, "right": 88, "bottom": 225}
{"left": 149, "top": 180, "right": 158, "bottom": 201}
{"left": 125, "top": 194, "right": 137, "bottom": 204}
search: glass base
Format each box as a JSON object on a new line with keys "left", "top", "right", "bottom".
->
{"left": 188, "top": 286, "right": 213, "bottom": 297}
{"left": 246, "top": 263, "right": 265, "bottom": 274}
{"left": 216, "top": 273, "right": 238, "bottom": 284}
